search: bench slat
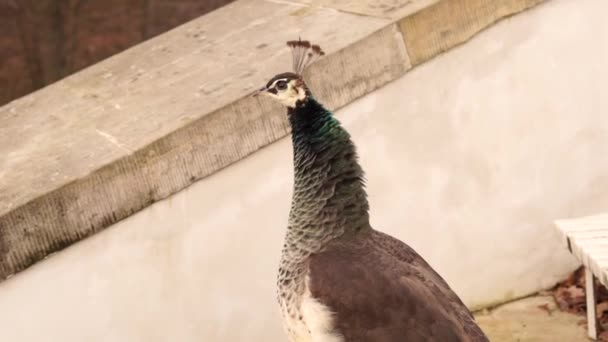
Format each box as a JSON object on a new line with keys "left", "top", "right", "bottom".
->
{"left": 555, "top": 214, "right": 608, "bottom": 289}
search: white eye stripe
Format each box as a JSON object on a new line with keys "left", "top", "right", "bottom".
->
{"left": 270, "top": 78, "right": 289, "bottom": 89}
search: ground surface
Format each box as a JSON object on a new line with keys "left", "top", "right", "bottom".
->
{"left": 475, "top": 295, "right": 588, "bottom": 341}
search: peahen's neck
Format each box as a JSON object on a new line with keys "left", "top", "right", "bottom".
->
{"left": 284, "top": 96, "right": 370, "bottom": 255}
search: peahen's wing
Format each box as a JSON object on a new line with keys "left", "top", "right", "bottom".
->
{"left": 308, "top": 229, "right": 489, "bottom": 342}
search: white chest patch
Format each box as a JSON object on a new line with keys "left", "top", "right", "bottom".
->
{"left": 282, "top": 276, "right": 343, "bottom": 342}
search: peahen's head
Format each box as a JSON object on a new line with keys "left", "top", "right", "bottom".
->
{"left": 256, "top": 72, "right": 307, "bottom": 108}
{"left": 255, "top": 39, "right": 324, "bottom": 109}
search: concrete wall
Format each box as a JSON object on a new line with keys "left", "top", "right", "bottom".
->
{"left": 0, "top": 0, "right": 606, "bottom": 340}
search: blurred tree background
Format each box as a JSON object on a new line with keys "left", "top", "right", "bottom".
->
{"left": 0, "top": 0, "right": 234, "bottom": 106}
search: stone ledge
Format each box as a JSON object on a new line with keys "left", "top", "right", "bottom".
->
{"left": 0, "top": 0, "right": 546, "bottom": 281}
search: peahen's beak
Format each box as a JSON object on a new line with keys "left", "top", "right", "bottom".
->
{"left": 252, "top": 86, "right": 268, "bottom": 97}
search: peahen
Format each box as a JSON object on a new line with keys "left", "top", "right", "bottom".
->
{"left": 254, "top": 39, "right": 489, "bottom": 342}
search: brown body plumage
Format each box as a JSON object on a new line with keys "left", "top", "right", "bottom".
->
{"left": 310, "top": 229, "right": 488, "bottom": 341}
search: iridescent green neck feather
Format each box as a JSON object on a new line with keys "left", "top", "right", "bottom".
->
{"left": 285, "top": 96, "right": 370, "bottom": 252}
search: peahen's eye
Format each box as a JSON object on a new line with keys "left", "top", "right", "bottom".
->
{"left": 276, "top": 80, "right": 288, "bottom": 91}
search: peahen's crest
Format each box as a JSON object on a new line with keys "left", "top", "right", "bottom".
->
{"left": 287, "top": 38, "right": 325, "bottom": 75}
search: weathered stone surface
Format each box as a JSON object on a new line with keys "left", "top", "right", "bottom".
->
{"left": 288, "top": 0, "right": 439, "bottom": 19}
{"left": 0, "top": 0, "right": 547, "bottom": 281}
{"left": 399, "top": 0, "right": 547, "bottom": 66}
{"left": 305, "top": 23, "right": 412, "bottom": 110}
{"left": 0, "top": 0, "right": 390, "bottom": 280}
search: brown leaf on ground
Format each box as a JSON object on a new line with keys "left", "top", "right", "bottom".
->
{"left": 553, "top": 266, "right": 608, "bottom": 336}
{"left": 598, "top": 302, "right": 608, "bottom": 318}
{"left": 560, "top": 267, "right": 585, "bottom": 288}
{"left": 554, "top": 285, "right": 586, "bottom": 314}
{"left": 537, "top": 303, "right": 552, "bottom": 315}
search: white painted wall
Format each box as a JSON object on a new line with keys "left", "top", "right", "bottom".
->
{"left": 1, "top": 0, "right": 607, "bottom": 340}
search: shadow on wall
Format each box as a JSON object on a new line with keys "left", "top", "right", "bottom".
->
{"left": 0, "top": 0, "right": 235, "bottom": 107}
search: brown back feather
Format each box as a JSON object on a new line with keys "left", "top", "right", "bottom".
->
{"left": 308, "top": 229, "right": 489, "bottom": 342}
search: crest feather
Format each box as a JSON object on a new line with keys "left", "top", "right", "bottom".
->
{"left": 286, "top": 38, "right": 325, "bottom": 75}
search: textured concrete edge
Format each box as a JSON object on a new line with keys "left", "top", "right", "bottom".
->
{"left": 399, "top": 0, "right": 548, "bottom": 66}
{"left": 0, "top": 0, "right": 548, "bottom": 281}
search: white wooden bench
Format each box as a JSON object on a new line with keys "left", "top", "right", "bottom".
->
{"left": 555, "top": 213, "right": 608, "bottom": 340}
